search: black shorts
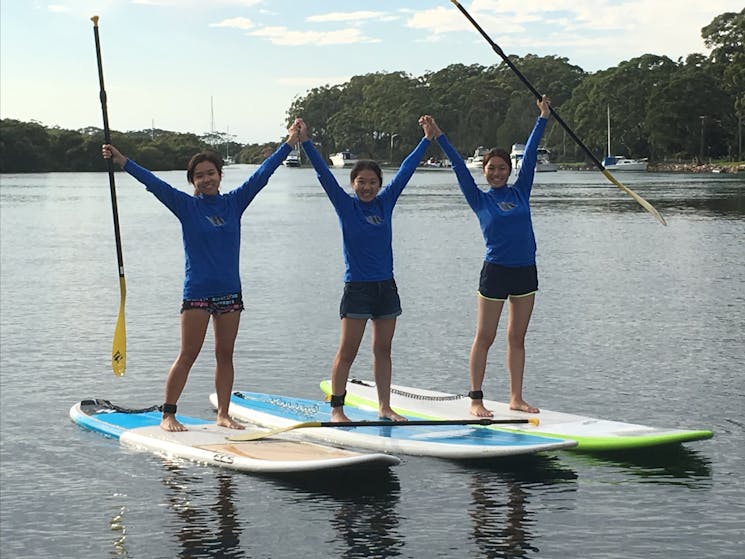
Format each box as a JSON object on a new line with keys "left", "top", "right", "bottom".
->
{"left": 478, "top": 262, "right": 538, "bottom": 301}
{"left": 181, "top": 293, "right": 244, "bottom": 315}
{"left": 340, "top": 279, "right": 401, "bottom": 320}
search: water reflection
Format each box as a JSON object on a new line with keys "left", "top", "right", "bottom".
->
{"left": 161, "top": 463, "right": 246, "bottom": 559}
{"left": 275, "top": 469, "right": 403, "bottom": 558}
{"left": 463, "top": 455, "right": 578, "bottom": 558}
{"left": 109, "top": 504, "right": 130, "bottom": 558}
{"left": 568, "top": 445, "right": 713, "bottom": 487}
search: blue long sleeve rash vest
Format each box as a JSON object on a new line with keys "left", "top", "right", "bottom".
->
{"left": 123, "top": 143, "right": 291, "bottom": 299}
{"left": 302, "top": 138, "right": 430, "bottom": 282}
{"left": 437, "top": 117, "right": 547, "bottom": 267}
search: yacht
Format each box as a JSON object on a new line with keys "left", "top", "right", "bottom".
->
{"left": 284, "top": 147, "right": 301, "bottom": 167}
{"left": 466, "top": 146, "right": 489, "bottom": 169}
{"left": 604, "top": 106, "right": 648, "bottom": 171}
{"left": 510, "top": 144, "right": 558, "bottom": 172}
{"left": 330, "top": 151, "right": 358, "bottom": 168}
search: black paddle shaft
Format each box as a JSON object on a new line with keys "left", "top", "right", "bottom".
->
{"left": 91, "top": 17, "right": 125, "bottom": 277}
{"left": 450, "top": 0, "right": 605, "bottom": 169}
{"left": 318, "top": 418, "right": 534, "bottom": 428}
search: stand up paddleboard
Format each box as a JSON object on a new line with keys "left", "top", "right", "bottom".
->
{"left": 70, "top": 399, "right": 399, "bottom": 473}
{"left": 321, "top": 379, "right": 713, "bottom": 452}
{"left": 212, "top": 391, "right": 577, "bottom": 459}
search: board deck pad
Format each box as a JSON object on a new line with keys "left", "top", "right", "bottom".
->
{"left": 70, "top": 399, "right": 399, "bottom": 472}
{"left": 321, "top": 379, "right": 714, "bottom": 451}
{"left": 213, "top": 391, "right": 577, "bottom": 459}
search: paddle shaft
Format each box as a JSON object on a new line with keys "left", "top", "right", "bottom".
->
{"left": 299, "top": 418, "right": 536, "bottom": 428}
{"left": 449, "top": 0, "right": 666, "bottom": 225}
{"left": 91, "top": 16, "right": 127, "bottom": 375}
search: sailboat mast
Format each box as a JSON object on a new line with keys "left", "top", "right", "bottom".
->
{"left": 210, "top": 96, "right": 215, "bottom": 134}
{"left": 607, "top": 105, "right": 611, "bottom": 157}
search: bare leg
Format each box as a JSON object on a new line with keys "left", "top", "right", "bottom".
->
{"left": 212, "top": 310, "right": 244, "bottom": 429}
{"left": 371, "top": 318, "right": 406, "bottom": 421}
{"left": 506, "top": 294, "right": 538, "bottom": 413}
{"left": 469, "top": 296, "right": 504, "bottom": 417}
{"left": 161, "top": 309, "right": 210, "bottom": 432}
{"left": 330, "top": 318, "right": 367, "bottom": 422}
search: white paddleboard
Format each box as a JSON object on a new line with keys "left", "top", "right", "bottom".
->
{"left": 321, "top": 379, "right": 714, "bottom": 451}
{"left": 213, "top": 391, "right": 577, "bottom": 459}
{"left": 70, "top": 399, "right": 399, "bottom": 473}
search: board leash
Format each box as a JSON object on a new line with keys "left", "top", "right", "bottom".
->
{"left": 349, "top": 378, "right": 465, "bottom": 402}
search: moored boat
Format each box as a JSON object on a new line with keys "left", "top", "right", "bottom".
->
{"left": 330, "top": 150, "right": 358, "bottom": 168}
{"left": 465, "top": 146, "right": 489, "bottom": 169}
{"left": 511, "top": 143, "right": 558, "bottom": 172}
{"left": 604, "top": 106, "right": 648, "bottom": 171}
{"left": 284, "top": 147, "right": 301, "bottom": 167}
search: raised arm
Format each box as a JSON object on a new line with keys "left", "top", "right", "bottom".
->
{"left": 383, "top": 119, "right": 431, "bottom": 201}
{"left": 102, "top": 143, "right": 189, "bottom": 214}
{"left": 514, "top": 95, "right": 550, "bottom": 192}
{"left": 423, "top": 116, "right": 483, "bottom": 211}
{"left": 297, "top": 118, "right": 348, "bottom": 207}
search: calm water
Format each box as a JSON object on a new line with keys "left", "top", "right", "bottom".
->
{"left": 1, "top": 165, "right": 743, "bottom": 558}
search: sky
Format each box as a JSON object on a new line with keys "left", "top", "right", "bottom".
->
{"left": 1, "top": 0, "right": 742, "bottom": 144}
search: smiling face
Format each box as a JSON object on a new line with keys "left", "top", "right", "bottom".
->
{"left": 191, "top": 161, "right": 222, "bottom": 196}
{"left": 351, "top": 168, "right": 382, "bottom": 202}
{"left": 483, "top": 152, "right": 511, "bottom": 188}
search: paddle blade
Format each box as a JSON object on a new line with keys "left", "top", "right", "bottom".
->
{"left": 601, "top": 169, "right": 667, "bottom": 225}
{"left": 228, "top": 422, "right": 321, "bottom": 442}
{"left": 111, "top": 277, "right": 126, "bottom": 376}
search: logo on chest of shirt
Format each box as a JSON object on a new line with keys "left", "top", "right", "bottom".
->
{"left": 498, "top": 201, "right": 517, "bottom": 212}
{"left": 206, "top": 215, "right": 226, "bottom": 227}
{"left": 366, "top": 215, "right": 384, "bottom": 225}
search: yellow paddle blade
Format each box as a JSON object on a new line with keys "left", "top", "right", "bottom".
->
{"left": 228, "top": 422, "right": 322, "bottom": 441}
{"left": 111, "top": 276, "right": 126, "bottom": 376}
{"left": 602, "top": 170, "right": 667, "bottom": 226}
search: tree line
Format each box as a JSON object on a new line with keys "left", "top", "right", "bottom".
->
{"left": 1, "top": 9, "right": 742, "bottom": 173}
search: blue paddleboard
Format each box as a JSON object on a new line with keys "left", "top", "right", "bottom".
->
{"left": 212, "top": 391, "right": 577, "bottom": 458}
{"left": 70, "top": 399, "right": 399, "bottom": 472}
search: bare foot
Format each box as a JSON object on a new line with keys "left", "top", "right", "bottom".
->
{"left": 379, "top": 407, "right": 407, "bottom": 422}
{"left": 510, "top": 400, "right": 540, "bottom": 414}
{"left": 161, "top": 414, "right": 187, "bottom": 432}
{"left": 330, "top": 408, "right": 351, "bottom": 423}
{"left": 216, "top": 415, "right": 245, "bottom": 429}
{"left": 470, "top": 401, "right": 494, "bottom": 417}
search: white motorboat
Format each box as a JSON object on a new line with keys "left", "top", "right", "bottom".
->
{"left": 330, "top": 151, "right": 358, "bottom": 168}
{"left": 510, "top": 143, "right": 558, "bottom": 172}
{"left": 418, "top": 157, "right": 453, "bottom": 171}
{"left": 604, "top": 106, "right": 647, "bottom": 171}
{"left": 602, "top": 155, "right": 648, "bottom": 171}
{"left": 284, "top": 147, "right": 301, "bottom": 167}
{"left": 466, "top": 146, "right": 489, "bottom": 169}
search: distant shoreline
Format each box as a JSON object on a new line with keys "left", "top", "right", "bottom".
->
{"left": 558, "top": 162, "right": 745, "bottom": 174}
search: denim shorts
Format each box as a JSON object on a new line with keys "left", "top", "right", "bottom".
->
{"left": 181, "top": 293, "right": 244, "bottom": 315}
{"left": 339, "top": 279, "right": 401, "bottom": 320}
{"left": 478, "top": 262, "right": 538, "bottom": 301}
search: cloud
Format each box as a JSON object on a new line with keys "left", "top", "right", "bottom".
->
{"left": 250, "top": 26, "right": 379, "bottom": 46}
{"left": 210, "top": 17, "right": 254, "bottom": 30}
{"left": 133, "top": 0, "right": 261, "bottom": 5}
{"left": 307, "top": 11, "right": 388, "bottom": 23}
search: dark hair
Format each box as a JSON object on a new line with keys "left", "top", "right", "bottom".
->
{"left": 186, "top": 151, "right": 223, "bottom": 184}
{"left": 482, "top": 148, "right": 511, "bottom": 172}
{"left": 350, "top": 160, "right": 382, "bottom": 185}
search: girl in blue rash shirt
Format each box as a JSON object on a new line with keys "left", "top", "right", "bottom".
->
{"left": 102, "top": 119, "right": 301, "bottom": 432}
{"left": 297, "top": 116, "right": 436, "bottom": 422}
{"left": 427, "top": 95, "right": 551, "bottom": 417}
